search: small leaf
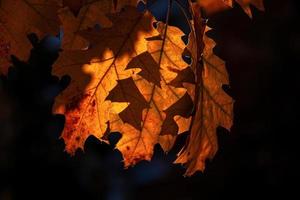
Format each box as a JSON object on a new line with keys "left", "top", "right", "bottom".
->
{"left": 126, "top": 52, "right": 161, "bottom": 87}
{"left": 106, "top": 77, "right": 149, "bottom": 131}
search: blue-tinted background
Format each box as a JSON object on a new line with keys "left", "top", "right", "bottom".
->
{"left": 0, "top": 0, "right": 299, "bottom": 199}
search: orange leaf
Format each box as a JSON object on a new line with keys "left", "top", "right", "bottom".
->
{"left": 53, "top": 6, "right": 159, "bottom": 154}
{"left": 174, "top": 3, "right": 233, "bottom": 176}
{"left": 109, "top": 22, "right": 194, "bottom": 165}
{"left": 53, "top": 3, "right": 195, "bottom": 167}
{"left": 54, "top": 1, "right": 235, "bottom": 175}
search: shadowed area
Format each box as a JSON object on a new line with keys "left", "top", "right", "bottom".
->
{"left": 0, "top": 0, "right": 299, "bottom": 199}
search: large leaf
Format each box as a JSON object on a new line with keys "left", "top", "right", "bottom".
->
{"left": 53, "top": 6, "right": 159, "bottom": 154}
{"left": 54, "top": 1, "right": 234, "bottom": 175}
{"left": 0, "top": 0, "right": 267, "bottom": 176}
{"left": 53, "top": 0, "right": 195, "bottom": 166}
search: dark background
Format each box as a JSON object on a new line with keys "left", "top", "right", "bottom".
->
{"left": 0, "top": 0, "right": 299, "bottom": 199}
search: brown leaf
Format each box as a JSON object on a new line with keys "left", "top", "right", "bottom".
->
{"left": 169, "top": 66, "right": 195, "bottom": 88}
{"left": 0, "top": 0, "right": 62, "bottom": 73}
{"left": 106, "top": 77, "right": 149, "bottom": 131}
{"left": 62, "top": 0, "right": 85, "bottom": 16}
{"left": 62, "top": 0, "right": 138, "bottom": 16}
{"left": 58, "top": 1, "right": 113, "bottom": 51}
{"left": 126, "top": 52, "right": 161, "bottom": 87}
{"left": 161, "top": 92, "right": 193, "bottom": 136}
{"left": 175, "top": 9, "right": 234, "bottom": 175}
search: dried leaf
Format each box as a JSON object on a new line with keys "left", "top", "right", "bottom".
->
{"left": 108, "top": 22, "right": 194, "bottom": 165}
{"left": 53, "top": 0, "right": 194, "bottom": 167}
{"left": 175, "top": 4, "right": 233, "bottom": 176}
{"left": 0, "top": 0, "right": 267, "bottom": 176}
{"left": 53, "top": 6, "right": 159, "bottom": 154}
{"left": 54, "top": 1, "right": 234, "bottom": 175}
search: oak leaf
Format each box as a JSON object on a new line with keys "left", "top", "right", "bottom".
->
{"left": 175, "top": 26, "right": 234, "bottom": 176}
{"left": 0, "top": 0, "right": 268, "bottom": 176}
{"left": 174, "top": 3, "right": 233, "bottom": 176}
{"left": 53, "top": 1, "right": 235, "bottom": 175}
{"left": 52, "top": 6, "right": 160, "bottom": 154}
{"left": 107, "top": 22, "right": 194, "bottom": 165}
{"left": 53, "top": 0, "right": 196, "bottom": 167}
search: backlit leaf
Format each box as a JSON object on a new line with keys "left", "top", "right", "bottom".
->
{"left": 53, "top": 6, "right": 159, "bottom": 154}
{"left": 175, "top": 3, "right": 233, "bottom": 176}
{"left": 53, "top": 1, "right": 235, "bottom": 175}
